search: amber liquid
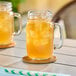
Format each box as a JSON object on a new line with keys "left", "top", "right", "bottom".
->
{"left": 26, "top": 18, "right": 54, "bottom": 59}
{"left": 0, "top": 11, "right": 14, "bottom": 45}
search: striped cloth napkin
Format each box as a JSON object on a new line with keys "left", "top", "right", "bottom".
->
{"left": 0, "top": 67, "right": 70, "bottom": 76}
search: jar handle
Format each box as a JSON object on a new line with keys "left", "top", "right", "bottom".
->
{"left": 13, "top": 13, "right": 22, "bottom": 36}
{"left": 54, "top": 23, "right": 63, "bottom": 49}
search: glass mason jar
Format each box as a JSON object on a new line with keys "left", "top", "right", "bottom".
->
{"left": 26, "top": 10, "right": 63, "bottom": 60}
{"left": 0, "top": 1, "right": 22, "bottom": 46}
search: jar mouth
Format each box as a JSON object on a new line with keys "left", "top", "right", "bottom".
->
{"left": 0, "top": 1, "right": 12, "bottom": 11}
{"left": 28, "top": 10, "right": 53, "bottom": 20}
{"left": 0, "top": 1, "right": 12, "bottom": 7}
{"left": 28, "top": 10, "right": 52, "bottom": 15}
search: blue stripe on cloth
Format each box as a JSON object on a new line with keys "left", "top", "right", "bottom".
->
{"left": 0, "top": 67, "right": 70, "bottom": 76}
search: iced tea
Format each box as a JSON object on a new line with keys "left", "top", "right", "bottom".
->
{"left": 0, "top": 11, "right": 14, "bottom": 45}
{"left": 26, "top": 18, "right": 54, "bottom": 59}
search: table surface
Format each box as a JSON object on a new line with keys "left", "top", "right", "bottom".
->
{"left": 0, "top": 32, "right": 76, "bottom": 76}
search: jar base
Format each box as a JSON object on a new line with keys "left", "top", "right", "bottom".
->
{"left": 0, "top": 41, "right": 16, "bottom": 48}
{"left": 22, "top": 56, "right": 56, "bottom": 64}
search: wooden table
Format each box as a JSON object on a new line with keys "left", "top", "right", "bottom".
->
{"left": 0, "top": 32, "right": 76, "bottom": 76}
